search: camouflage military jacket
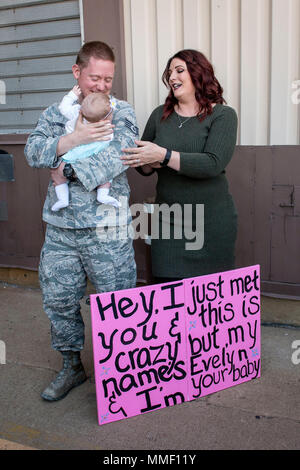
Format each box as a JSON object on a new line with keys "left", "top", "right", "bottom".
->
{"left": 24, "top": 97, "right": 139, "bottom": 229}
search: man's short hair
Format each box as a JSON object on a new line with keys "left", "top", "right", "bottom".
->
{"left": 76, "top": 41, "right": 115, "bottom": 68}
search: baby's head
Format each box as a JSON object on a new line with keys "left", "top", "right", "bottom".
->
{"left": 81, "top": 92, "right": 112, "bottom": 123}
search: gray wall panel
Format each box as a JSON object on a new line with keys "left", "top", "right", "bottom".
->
{"left": 0, "top": 56, "right": 76, "bottom": 77}
{"left": 0, "top": 0, "right": 79, "bottom": 26}
{"left": 1, "top": 109, "right": 52, "bottom": 127}
{"left": 5, "top": 90, "right": 73, "bottom": 108}
{"left": 0, "top": 0, "right": 57, "bottom": 7}
{"left": 5, "top": 74, "right": 75, "bottom": 93}
{"left": 0, "top": 18, "right": 81, "bottom": 43}
{"left": 0, "top": 0, "right": 81, "bottom": 133}
{"left": 0, "top": 37, "right": 81, "bottom": 60}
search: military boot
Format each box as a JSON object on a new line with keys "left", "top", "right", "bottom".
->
{"left": 41, "top": 351, "right": 87, "bottom": 401}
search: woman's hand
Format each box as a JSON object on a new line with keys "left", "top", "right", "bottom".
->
{"left": 121, "top": 140, "right": 165, "bottom": 167}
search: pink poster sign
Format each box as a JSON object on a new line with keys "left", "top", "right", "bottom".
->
{"left": 90, "top": 265, "right": 260, "bottom": 425}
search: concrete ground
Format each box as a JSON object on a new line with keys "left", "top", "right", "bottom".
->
{"left": 0, "top": 282, "right": 299, "bottom": 451}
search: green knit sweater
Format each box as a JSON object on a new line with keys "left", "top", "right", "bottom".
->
{"left": 141, "top": 104, "right": 238, "bottom": 278}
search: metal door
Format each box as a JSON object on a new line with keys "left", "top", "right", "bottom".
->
{"left": 271, "top": 184, "right": 300, "bottom": 284}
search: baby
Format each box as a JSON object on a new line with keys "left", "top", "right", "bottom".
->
{"left": 51, "top": 85, "right": 120, "bottom": 211}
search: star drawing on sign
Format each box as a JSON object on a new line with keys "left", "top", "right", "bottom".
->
{"left": 189, "top": 320, "right": 197, "bottom": 331}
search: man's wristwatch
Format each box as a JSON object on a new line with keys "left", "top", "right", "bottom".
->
{"left": 63, "top": 163, "right": 76, "bottom": 181}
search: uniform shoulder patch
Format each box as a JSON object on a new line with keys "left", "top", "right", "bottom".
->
{"left": 125, "top": 118, "right": 139, "bottom": 135}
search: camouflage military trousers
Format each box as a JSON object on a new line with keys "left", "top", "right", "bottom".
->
{"left": 39, "top": 224, "right": 136, "bottom": 351}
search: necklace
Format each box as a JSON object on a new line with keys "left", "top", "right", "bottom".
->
{"left": 176, "top": 113, "right": 193, "bottom": 128}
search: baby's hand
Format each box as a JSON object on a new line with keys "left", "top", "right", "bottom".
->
{"left": 72, "top": 85, "right": 82, "bottom": 97}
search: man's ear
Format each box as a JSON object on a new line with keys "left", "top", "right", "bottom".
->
{"left": 72, "top": 64, "right": 80, "bottom": 80}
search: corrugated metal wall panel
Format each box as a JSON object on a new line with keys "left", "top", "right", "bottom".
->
{"left": 5, "top": 74, "right": 75, "bottom": 93}
{"left": 0, "top": 55, "right": 76, "bottom": 76}
{"left": 0, "top": 37, "right": 81, "bottom": 60}
{"left": 2, "top": 106, "right": 61, "bottom": 129}
{"left": 240, "top": 0, "right": 270, "bottom": 145}
{"left": 123, "top": 0, "right": 300, "bottom": 145}
{"left": 0, "top": 0, "right": 58, "bottom": 8}
{"left": 3, "top": 91, "right": 73, "bottom": 111}
{"left": 270, "top": 0, "right": 300, "bottom": 145}
{"left": 156, "top": 0, "right": 183, "bottom": 103}
{"left": 127, "top": 0, "right": 159, "bottom": 133}
{"left": 0, "top": 0, "right": 82, "bottom": 134}
{"left": 0, "top": 18, "right": 80, "bottom": 43}
{"left": 0, "top": 0, "right": 79, "bottom": 25}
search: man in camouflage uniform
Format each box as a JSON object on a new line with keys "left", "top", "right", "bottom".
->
{"left": 25, "top": 41, "right": 137, "bottom": 401}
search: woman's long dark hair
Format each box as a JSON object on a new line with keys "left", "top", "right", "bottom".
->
{"left": 161, "top": 49, "right": 226, "bottom": 121}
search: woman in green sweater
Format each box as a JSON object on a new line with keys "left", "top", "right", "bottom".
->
{"left": 122, "top": 49, "right": 238, "bottom": 282}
